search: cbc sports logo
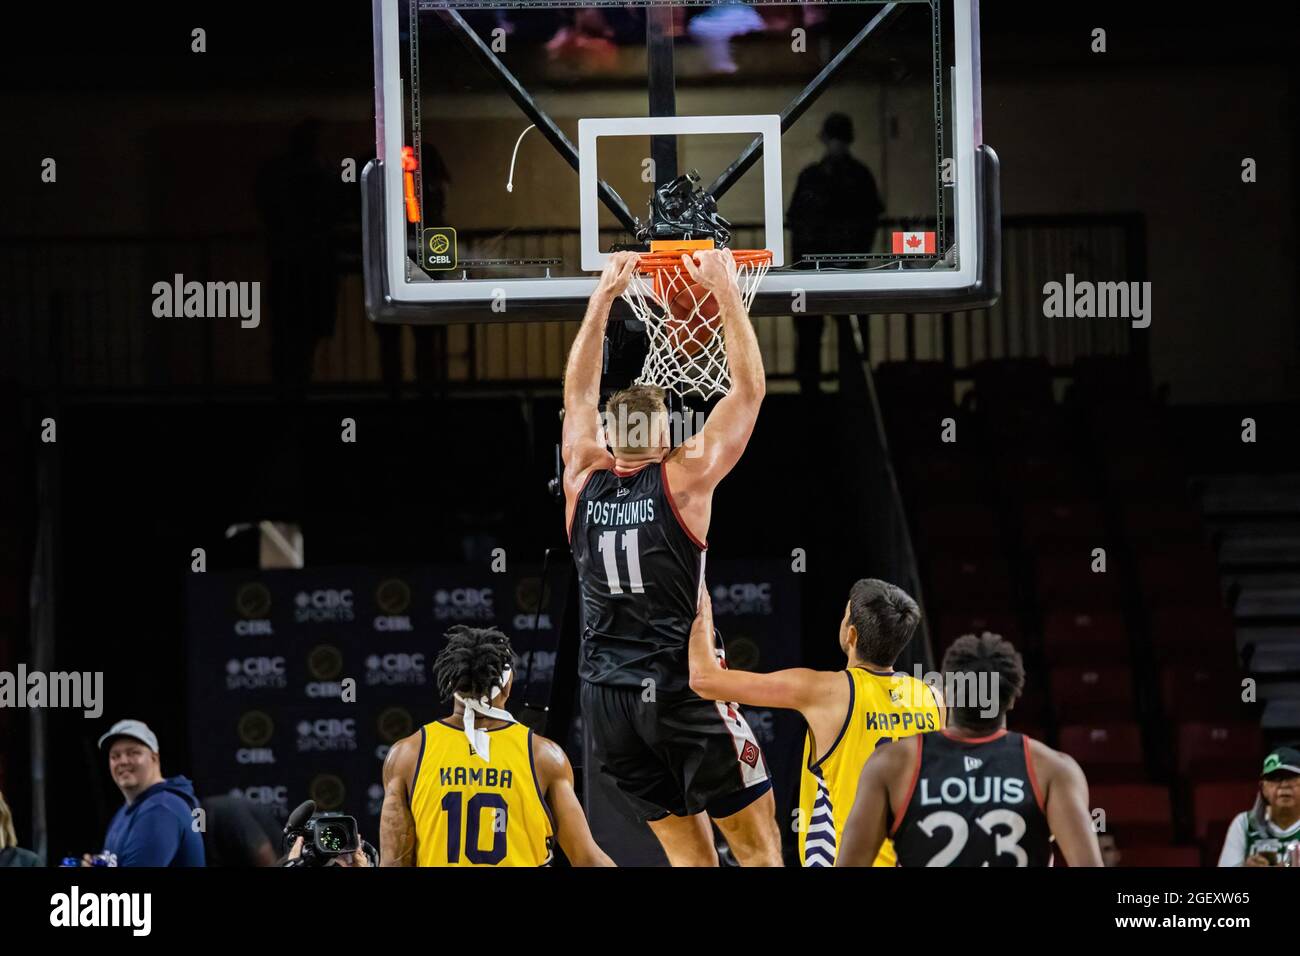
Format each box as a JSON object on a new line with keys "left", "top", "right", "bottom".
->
{"left": 296, "top": 716, "right": 358, "bottom": 753}
{"left": 366, "top": 652, "right": 426, "bottom": 687}
{"left": 225, "top": 656, "right": 287, "bottom": 691}
{"left": 711, "top": 582, "right": 773, "bottom": 616}
{"left": 228, "top": 784, "right": 290, "bottom": 813}
{"left": 434, "top": 587, "right": 494, "bottom": 622}
{"left": 294, "top": 588, "right": 355, "bottom": 624}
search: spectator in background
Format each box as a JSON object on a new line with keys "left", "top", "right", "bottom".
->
{"left": 0, "top": 790, "right": 42, "bottom": 867}
{"left": 1218, "top": 745, "right": 1300, "bottom": 867}
{"left": 1097, "top": 830, "right": 1122, "bottom": 867}
{"left": 787, "top": 113, "right": 885, "bottom": 394}
{"left": 200, "top": 794, "right": 284, "bottom": 867}
{"left": 96, "top": 719, "right": 206, "bottom": 867}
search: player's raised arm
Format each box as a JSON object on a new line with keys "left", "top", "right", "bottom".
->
{"left": 836, "top": 737, "right": 912, "bottom": 867}
{"left": 1035, "top": 743, "right": 1104, "bottom": 867}
{"left": 379, "top": 733, "right": 420, "bottom": 866}
{"left": 687, "top": 586, "right": 830, "bottom": 712}
{"left": 676, "top": 249, "right": 765, "bottom": 488}
{"left": 532, "top": 733, "right": 615, "bottom": 867}
{"left": 562, "top": 252, "right": 638, "bottom": 479}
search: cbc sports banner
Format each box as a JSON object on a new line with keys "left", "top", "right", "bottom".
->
{"left": 185, "top": 565, "right": 569, "bottom": 837}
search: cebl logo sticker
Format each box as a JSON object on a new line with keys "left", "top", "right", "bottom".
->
{"left": 423, "top": 227, "right": 457, "bottom": 270}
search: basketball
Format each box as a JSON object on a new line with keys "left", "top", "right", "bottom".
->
{"left": 665, "top": 282, "right": 721, "bottom": 356}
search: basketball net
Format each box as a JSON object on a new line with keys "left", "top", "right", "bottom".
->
{"left": 621, "top": 242, "right": 772, "bottom": 400}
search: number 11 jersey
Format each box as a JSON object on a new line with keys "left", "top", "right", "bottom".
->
{"left": 570, "top": 461, "right": 704, "bottom": 697}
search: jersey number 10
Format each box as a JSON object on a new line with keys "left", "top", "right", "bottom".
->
{"left": 441, "top": 791, "right": 508, "bottom": 864}
{"left": 597, "top": 529, "right": 644, "bottom": 595}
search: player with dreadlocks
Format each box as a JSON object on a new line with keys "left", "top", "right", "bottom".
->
{"left": 379, "top": 625, "right": 614, "bottom": 867}
{"left": 837, "top": 632, "right": 1102, "bottom": 867}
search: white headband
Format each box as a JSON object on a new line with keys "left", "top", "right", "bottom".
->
{"left": 453, "top": 664, "right": 514, "bottom": 762}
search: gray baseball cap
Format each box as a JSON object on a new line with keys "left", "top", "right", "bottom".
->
{"left": 98, "top": 719, "right": 160, "bottom": 753}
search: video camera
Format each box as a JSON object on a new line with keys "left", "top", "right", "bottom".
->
{"left": 281, "top": 799, "right": 372, "bottom": 867}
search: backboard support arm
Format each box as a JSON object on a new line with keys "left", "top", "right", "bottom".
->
{"left": 708, "top": 1, "right": 904, "bottom": 201}
{"left": 436, "top": 7, "right": 641, "bottom": 233}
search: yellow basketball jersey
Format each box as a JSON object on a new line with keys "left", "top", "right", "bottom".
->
{"left": 798, "top": 667, "right": 940, "bottom": 867}
{"left": 410, "top": 720, "right": 554, "bottom": 867}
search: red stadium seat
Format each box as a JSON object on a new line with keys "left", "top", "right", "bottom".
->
{"left": 935, "top": 610, "right": 1023, "bottom": 657}
{"left": 1137, "top": 550, "right": 1223, "bottom": 605}
{"left": 1120, "top": 501, "right": 1204, "bottom": 543}
{"left": 1149, "top": 606, "right": 1237, "bottom": 665}
{"left": 1119, "top": 845, "right": 1201, "bottom": 867}
{"left": 1191, "top": 781, "right": 1258, "bottom": 841}
{"left": 914, "top": 505, "right": 1002, "bottom": 549}
{"left": 1050, "top": 668, "right": 1136, "bottom": 723}
{"left": 1176, "top": 722, "right": 1264, "bottom": 782}
{"left": 1058, "top": 723, "right": 1145, "bottom": 783}
{"left": 1089, "top": 784, "right": 1175, "bottom": 843}
{"left": 1160, "top": 664, "right": 1244, "bottom": 720}
{"left": 996, "top": 453, "right": 1088, "bottom": 502}
{"left": 1033, "top": 553, "right": 1122, "bottom": 607}
{"left": 1020, "top": 500, "right": 1105, "bottom": 546}
{"left": 1043, "top": 609, "right": 1128, "bottom": 665}
{"left": 928, "top": 553, "right": 1015, "bottom": 608}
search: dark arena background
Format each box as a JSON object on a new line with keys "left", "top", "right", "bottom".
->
{"left": 0, "top": 0, "right": 1298, "bottom": 931}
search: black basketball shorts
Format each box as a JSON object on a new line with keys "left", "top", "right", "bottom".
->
{"left": 581, "top": 681, "right": 772, "bottom": 822}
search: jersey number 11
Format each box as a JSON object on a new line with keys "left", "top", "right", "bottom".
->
{"left": 597, "top": 529, "right": 644, "bottom": 594}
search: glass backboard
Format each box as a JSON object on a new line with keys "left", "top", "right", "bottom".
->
{"left": 362, "top": 1, "right": 999, "bottom": 322}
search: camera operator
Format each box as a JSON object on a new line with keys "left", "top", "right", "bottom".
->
{"left": 284, "top": 835, "right": 371, "bottom": 867}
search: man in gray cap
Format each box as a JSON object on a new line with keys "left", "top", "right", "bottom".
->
{"left": 94, "top": 719, "right": 206, "bottom": 866}
{"left": 1218, "top": 745, "right": 1300, "bottom": 867}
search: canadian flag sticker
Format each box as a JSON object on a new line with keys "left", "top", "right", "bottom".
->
{"left": 892, "top": 231, "right": 937, "bottom": 254}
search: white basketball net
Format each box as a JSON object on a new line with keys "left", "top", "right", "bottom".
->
{"left": 621, "top": 253, "right": 771, "bottom": 400}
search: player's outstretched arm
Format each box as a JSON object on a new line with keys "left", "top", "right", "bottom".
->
{"left": 687, "top": 586, "right": 831, "bottom": 711}
{"left": 1035, "top": 742, "right": 1103, "bottom": 867}
{"left": 533, "top": 733, "right": 616, "bottom": 867}
{"left": 562, "top": 252, "right": 638, "bottom": 478}
{"left": 836, "top": 738, "right": 911, "bottom": 867}
{"left": 676, "top": 249, "right": 765, "bottom": 488}
{"left": 379, "top": 733, "right": 420, "bottom": 866}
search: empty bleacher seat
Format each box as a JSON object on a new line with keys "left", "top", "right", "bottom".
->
{"left": 1058, "top": 723, "right": 1145, "bottom": 783}
{"left": 1020, "top": 499, "right": 1106, "bottom": 546}
{"left": 1119, "top": 845, "right": 1201, "bottom": 867}
{"left": 1089, "top": 784, "right": 1175, "bottom": 843}
{"left": 1159, "top": 664, "right": 1244, "bottom": 721}
{"left": 1050, "top": 668, "right": 1136, "bottom": 722}
{"left": 1149, "top": 606, "right": 1238, "bottom": 665}
{"left": 1176, "top": 722, "right": 1263, "bottom": 782}
{"left": 1043, "top": 609, "right": 1128, "bottom": 665}
{"left": 1033, "top": 553, "right": 1122, "bottom": 607}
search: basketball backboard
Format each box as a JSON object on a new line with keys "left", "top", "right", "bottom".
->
{"left": 362, "top": 1, "right": 999, "bottom": 323}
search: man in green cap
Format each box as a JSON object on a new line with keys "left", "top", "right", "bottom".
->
{"left": 1217, "top": 745, "right": 1300, "bottom": 866}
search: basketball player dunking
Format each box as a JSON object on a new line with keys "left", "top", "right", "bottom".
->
{"left": 562, "top": 249, "right": 782, "bottom": 866}
{"left": 836, "top": 632, "right": 1103, "bottom": 867}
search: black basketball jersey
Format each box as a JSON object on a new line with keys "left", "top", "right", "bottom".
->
{"left": 892, "top": 730, "right": 1053, "bottom": 867}
{"left": 569, "top": 462, "right": 704, "bottom": 695}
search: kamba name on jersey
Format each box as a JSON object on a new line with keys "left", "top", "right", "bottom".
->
{"left": 438, "top": 765, "right": 516, "bottom": 789}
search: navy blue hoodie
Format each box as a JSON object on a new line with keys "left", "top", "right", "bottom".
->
{"left": 103, "top": 775, "right": 206, "bottom": 867}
